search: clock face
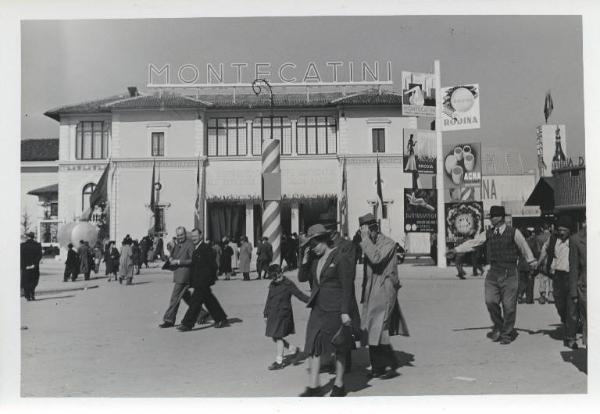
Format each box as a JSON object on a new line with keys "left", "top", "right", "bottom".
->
{"left": 455, "top": 213, "right": 474, "bottom": 234}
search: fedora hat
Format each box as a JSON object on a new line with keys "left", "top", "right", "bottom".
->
{"left": 300, "top": 223, "right": 331, "bottom": 247}
{"left": 359, "top": 213, "right": 377, "bottom": 226}
{"left": 489, "top": 205, "right": 506, "bottom": 218}
{"left": 556, "top": 215, "right": 574, "bottom": 231}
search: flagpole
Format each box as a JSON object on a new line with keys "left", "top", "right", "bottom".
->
{"left": 435, "top": 60, "right": 447, "bottom": 268}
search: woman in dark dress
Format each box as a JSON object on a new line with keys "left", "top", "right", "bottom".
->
{"left": 220, "top": 237, "right": 233, "bottom": 280}
{"left": 108, "top": 241, "right": 120, "bottom": 281}
{"left": 297, "top": 224, "right": 358, "bottom": 397}
{"left": 263, "top": 264, "right": 309, "bottom": 370}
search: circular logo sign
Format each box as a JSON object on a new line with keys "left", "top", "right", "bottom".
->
{"left": 450, "top": 87, "right": 475, "bottom": 113}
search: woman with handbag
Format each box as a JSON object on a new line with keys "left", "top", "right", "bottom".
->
{"left": 298, "top": 224, "right": 358, "bottom": 397}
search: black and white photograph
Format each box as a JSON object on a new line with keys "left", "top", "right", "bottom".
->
{"left": 2, "top": 0, "right": 599, "bottom": 412}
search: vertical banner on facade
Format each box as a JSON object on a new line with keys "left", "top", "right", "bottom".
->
{"left": 401, "top": 71, "right": 436, "bottom": 117}
{"left": 443, "top": 142, "right": 482, "bottom": 202}
{"left": 444, "top": 201, "right": 484, "bottom": 244}
{"left": 404, "top": 189, "right": 437, "bottom": 233}
{"left": 403, "top": 129, "right": 437, "bottom": 174}
{"left": 441, "top": 84, "right": 480, "bottom": 131}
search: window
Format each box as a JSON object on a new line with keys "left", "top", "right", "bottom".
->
{"left": 252, "top": 117, "right": 292, "bottom": 155}
{"left": 76, "top": 121, "right": 109, "bottom": 160}
{"left": 82, "top": 183, "right": 96, "bottom": 212}
{"left": 372, "top": 128, "right": 385, "bottom": 153}
{"left": 151, "top": 132, "right": 165, "bottom": 157}
{"left": 207, "top": 118, "right": 247, "bottom": 156}
{"left": 296, "top": 116, "right": 337, "bottom": 155}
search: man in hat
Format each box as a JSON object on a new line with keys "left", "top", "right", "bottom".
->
{"left": 21, "top": 232, "right": 43, "bottom": 301}
{"left": 448, "top": 205, "right": 536, "bottom": 345}
{"left": 537, "top": 215, "right": 583, "bottom": 349}
{"left": 359, "top": 213, "right": 406, "bottom": 378}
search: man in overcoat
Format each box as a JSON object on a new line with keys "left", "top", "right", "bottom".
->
{"left": 238, "top": 235, "right": 253, "bottom": 281}
{"left": 158, "top": 226, "right": 195, "bottom": 328}
{"left": 77, "top": 240, "right": 91, "bottom": 281}
{"left": 21, "top": 232, "right": 42, "bottom": 301}
{"left": 257, "top": 237, "right": 273, "bottom": 279}
{"left": 177, "top": 228, "right": 229, "bottom": 331}
{"left": 359, "top": 213, "right": 404, "bottom": 379}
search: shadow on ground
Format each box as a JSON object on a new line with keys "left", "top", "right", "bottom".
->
{"left": 561, "top": 349, "right": 587, "bottom": 374}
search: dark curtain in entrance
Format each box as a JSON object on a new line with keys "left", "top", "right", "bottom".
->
{"left": 208, "top": 203, "right": 246, "bottom": 243}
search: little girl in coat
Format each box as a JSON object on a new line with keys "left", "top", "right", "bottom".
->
{"left": 263, "top": 264, "right": 310, "bottom": 370}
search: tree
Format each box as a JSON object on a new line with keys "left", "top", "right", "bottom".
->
{"left": 21, "top": 211, "right": 33, "bottom": 236}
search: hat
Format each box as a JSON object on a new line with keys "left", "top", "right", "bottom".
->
{"left": 300, "top": 224, "right": 330, "bottom": 247}
{"left": 26, "top": 231, "right": 35, "bottom": 239}
{"left": 489, "top": 205, "right": 506, "bottom": 218}
{"left": 359, "top": 213, "right": 377, "bottom": 226}
{"left": 556, "top": 215, "right": 574, "bottom": 231}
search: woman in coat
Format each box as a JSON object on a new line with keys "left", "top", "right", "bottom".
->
{"left": 297, "top": 224, "right": 358, "bottom": 398}
{"left": 220, "top": 237, "right": 233, "bottom": 280}
{"left": 238, "top": 236, "right": 253, "bottom": 281}
{"left": 108, "top": 241, "right": 120, "bottom": 282}
{"left": 64, "top": 243, "right": 80, "bottom": 282}
{"left": 119, "top": 238, "right": 135, "bottom": 285}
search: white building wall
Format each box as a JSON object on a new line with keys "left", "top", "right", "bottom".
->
{"left": 58, "top": 164, "right": 105, "bottom": 224}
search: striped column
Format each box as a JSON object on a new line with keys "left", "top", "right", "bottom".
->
{"left": 262, "top": 138, "right": 281, "bottom": 265}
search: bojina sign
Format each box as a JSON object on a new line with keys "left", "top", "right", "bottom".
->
{"left": 441, "top": 84, "right": 481, "bottom": 131}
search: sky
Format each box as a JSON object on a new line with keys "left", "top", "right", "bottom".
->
{"left": 21, "top": 16, "right": 585, "bottom": 167}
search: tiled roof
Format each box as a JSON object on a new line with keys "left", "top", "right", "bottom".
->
{"left": 21, "top": 138, "right": 59, "bottom": 161}
{"left": 27, "top": 183, "right": 58, "bottom": 196}
{"left": 45, "top": 90, "right": 404, "bottom": 120}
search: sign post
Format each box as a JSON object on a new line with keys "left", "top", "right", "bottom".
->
{"left": 434, "top": 60, "right": 446, "bottom": 268}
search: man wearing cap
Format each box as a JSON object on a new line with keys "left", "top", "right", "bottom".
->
{"left": 21, "top": 232, "right": 43, "bottom": 301}
{"left": 448, "top": 205, "right": 536, "bottom": 345}
{"left": 359, "top": 213, "right": 404, "bottom": 378}
{"left": 537, "top": 215, "right": 583, "bottom": 349}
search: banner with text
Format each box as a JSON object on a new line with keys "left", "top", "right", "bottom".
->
{"left": 404, "top": 189, "right": 437, "bottom": 233}
{"left": 403, "top": 129, "right": 437, "bottom": 174}
{"left": 441, "top": 84, "right": 480, "bottom": 131}
{"left": 444, "top": 201, "right": 484, "bottom": 244}
{"left": 401, "top": 71, "right": 436, "bottom": 117}
{"left": 443, "top": 142, "right": 482, "bottom": 202}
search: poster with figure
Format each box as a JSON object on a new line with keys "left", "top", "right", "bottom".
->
{"left": 404, "top": 189, "right": 437, "bottom": 233}
{"left": 401, "top": 71, "right": 436, "bottom": 117}
{"left": 444, "top": 201, "right": 484, "bottom": 244}
{"left": 403, "top": 129, "right": 437, "bottom": 174}
{"left": 443, "top": 142, "right": 482, "bottom": 202}
{"left": 441, "top": 84, "right": 481, "bottom": 131}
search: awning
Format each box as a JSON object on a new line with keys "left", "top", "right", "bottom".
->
{"left": 525, "top": 177, "right": 555, "bottom": 210}
{"left": 27, "top": 183, "right": 58, "bottom": 196}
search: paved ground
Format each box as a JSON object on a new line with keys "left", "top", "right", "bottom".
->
{"left": 20, "top": 258, "right": 587, "bottom": 397}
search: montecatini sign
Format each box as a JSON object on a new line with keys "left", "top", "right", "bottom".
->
{"left": 148, "top": 61, "right": 393, "bottom": 85}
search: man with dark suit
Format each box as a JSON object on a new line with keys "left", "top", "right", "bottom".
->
{"left": 158, "top": 226, "right": 195, "bottom": 328}
{"left": 21, "top": 232, "right": 42, "bottom": 301}
{"left": 177, "top": 228, "right": 229, "bottom": 331}
{"left": 256, "top": 237, "right": 273, "bottom": 280}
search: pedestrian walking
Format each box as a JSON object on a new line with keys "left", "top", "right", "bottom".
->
{"left": 212, "top": 240, "right": 222, "bottom": 276}
{"left": 177, "top": 228, "right": 229, "bottom": 331}
{"left": 297, "top": 224, "right": 356, "bottom": 397}
{"left": 132, "top": 240, "right": 142, "bottom": 275}
{"left": 64, "top": 243, "right": 80, "bottom": 282}
{"left": 535, "top": 224, "right": 553, "bottom": 304}
{"left": 359, "top": 213, "right": 405, "bottom": 379}
{"left": 108, "top": 241, "right": 120, "bottom": 281}
{"left": 239, "top": 235, "right": 253, "bottom": 281}
{"left": 517, "top": 229, "right": 538, "bottom": 304}
{"left": 448, "top": 205, "right": 537, "bottom": 345}
{"left": 103, "top": 240, "right": 111, "bottom": 275}
{"left": 20, "top": 232, "right": 42, "bottom": 301}
{"left": 263, "top": 264, "right": 309, "bottom": 370}
{"left": 140, "top": 235, "right": 150, "bottom": 269}
{"left": 352, "top": 230, "right": 363, "bottom": 264}
{"left": 158, "top": 226, "right": 195, "bottom": 328}
{"left": 537, "top": 215, "right": 582, "bottom": 349}
{"left": 221, "top": 237, "right": 233, "bottom": 280}
{"left": 257, "top": 237, "right": 273, "bottom": 280}
{"left": 77, "top": 240, "right": 92, "bottom": 281}
{"left": 229, "top": 238, "right": 239, "bottom": 274}
{"left": 119, "top": 237, "right": 135, "bottom": 285}
{"left": 93, "top": 242, "right": 103, "bottom": 274}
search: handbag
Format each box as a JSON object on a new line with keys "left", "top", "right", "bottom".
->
{"left": 331, "top": 325, "right": 353, "bottom": 350}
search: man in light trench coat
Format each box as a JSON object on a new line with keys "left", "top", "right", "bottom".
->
{"left": 359, "top": 213, "right": 409, "bottom": 379}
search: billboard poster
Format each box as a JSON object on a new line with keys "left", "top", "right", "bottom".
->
{"left": 401, "top": 71, "right": 436, "bottom": 117}
{"left": 536, "top": 124, "right": 567, "bottom": 177}
{"left": 441, "top": 84, "right": 481, "bottom": 131}
{"left": 443, "top": 142, "right": 482, "bottom": 202}
{"left": 445, "top": 201, "right": 484, "bottom": 244}
{"left": 403, "top": 129, "right": 436, "bottom": 174}
{"left": 404, "top": 189, "right": 437, "bottom": 233}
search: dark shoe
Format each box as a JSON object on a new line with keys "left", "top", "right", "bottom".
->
{"left": 268, "top": 361, "right": 285, "bottom": 370}
{"left": 379, "top": 369, "right": 400, "bottom": 380}
{"left": 299, "top": 387, "right": 322, "bottom": 397}
{"left": 366, "top": 370, "right": 385, "bottom": 379}
{"left": 290, "top": 348, "right": 302, "bottom": 365}
{"left": 457, "top": 273, "right": 466, "bottom": 280}
{"left": 158, "top": 322, "right": 174, "bottom": 328}
{"left": 517, "top": 297, "right": 524, "bottom": 304}
{"left": 118, "top": 277, "right": 123, "bottom": 284}
{"left": 214, "top": 320, "right": 230, "bottom": 328}
{"left": 499, "top": 338, "right": 512, "bottom": 345}
{"left": 565, "top": 340, "right": 578, "bottom": 350}
{"left": 177, "top": 324, "right": 192, "bottom": 332}
{"left": 330, "top": 385, "right": 347, "bottom": 397}
{"left": 487, "top": 330, "right": 501, "bottom": 342}
{"left": 509, "top": 330, "right": 519, "bottom": 341}
{"left": 539, "top": 295, "right": 546, "bottom": 304}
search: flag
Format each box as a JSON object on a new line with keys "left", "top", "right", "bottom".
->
{"left": 544, "top": 91, "right": 554, "bottom": 123}
{"left": 376, "top": 156, "right": 384, "bottom": 219}
{"left": 194, "top": 158, "right": 202, "bottom": 230}
{"left": 85, "top": 162, "right": 110, "bottom": 220}
{"left": 339, "top": 158, "right": 348, "bottom": 237}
